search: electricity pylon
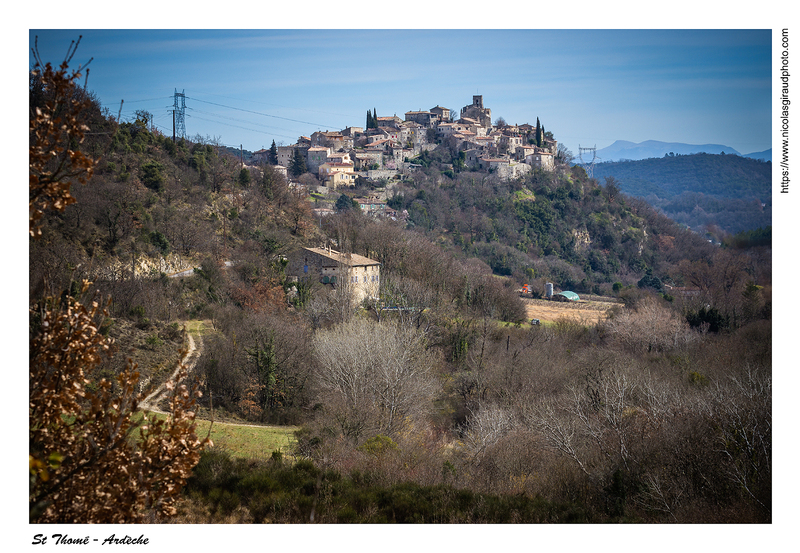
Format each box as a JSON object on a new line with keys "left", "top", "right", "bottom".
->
{"left": 578, "top": 145, "right": 597, "bottom": 178}
{"left": 171, "top": 89, "right": 186, "bottom": 141}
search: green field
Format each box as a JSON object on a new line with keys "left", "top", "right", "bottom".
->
{"left": 195, "top": 419, "right": 299, "bottom": 461}
{"left": 137, "top": 410, "right": 299, "bottom": 461}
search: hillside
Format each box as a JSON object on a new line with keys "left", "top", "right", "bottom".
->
{"left": 385, "top": 148, "right": 726, "bottom": 296}
{"left": 589, "top": 153, "right": 771, "bottom": 235}
{"left": 30, "top": 61, "right": 773, "bottom": 524}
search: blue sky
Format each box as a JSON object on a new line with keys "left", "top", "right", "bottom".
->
{"left": 28, "top": 28, "right": 772, "bottom": 156}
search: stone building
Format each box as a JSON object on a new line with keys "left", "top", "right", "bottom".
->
{"left": 525, "top": 151, "right": 555, "bottom": 171}
{"left": 288, "top": 246, "right": 381, "bottom": 304}
{"left": 306, "top": 146, "right": 331, "bottom": 174}
{"left": 376, "top": 115, "right": 403, "bottom": 127}
{"left": 353, "top": 150, "right": 383, "bottom": 170}
{"left": 404, "top": 110, "right": 439, "bottom": 128}
{"left": 319, "top": 161, "right": 357, "bottom": 189}
{"left": 252, "top": 148, "right": 269, "bottom": 164}
{"left": 311, "top": 131, "right": 349, "bottom": 151}
{"left": 353, "top": 195, "right": 388, "bottom": 215}
{"left": 430, "top": 105, "right": 451, "bottom": 121}
{"left": 460, "top": 95, "right": 492, "bottom": 128}
{"left": 277, "top": 144, "right": 308, "bottom": 169}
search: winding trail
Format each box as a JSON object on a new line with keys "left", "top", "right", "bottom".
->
{"left": 138, "top": 321, "right": 287, "bottom": 431}
{"left": 139, "top": 327, "right": 204, "bottom": 415}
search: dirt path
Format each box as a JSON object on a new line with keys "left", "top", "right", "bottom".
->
{"left": 140, "top": 326, "right": 204, "bottom": 414}
{"left": 138, "top": 321, "right": 286, "bottom": 431}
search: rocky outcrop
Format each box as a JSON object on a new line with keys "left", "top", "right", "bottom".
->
{"left": 92, "top": 253, "right": 196, "bottom": 280}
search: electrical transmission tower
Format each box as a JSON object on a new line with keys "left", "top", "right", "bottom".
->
{"left": 578, "top": 145, "right": 598, "bottom": 178}
{"left": 171, "top": 89, "right": 186, "bottom": 141}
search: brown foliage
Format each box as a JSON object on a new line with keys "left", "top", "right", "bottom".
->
{"left": 312, "top": 318, "right": 440, "bottom": 442}
{"left": 603, "top": 296, "right": 696, "bottom": 353}
{"left": 29, "top": 37, "right": 98, "bottom": 239}
{"left": 29, "top": 282, "right": 210, "bottom": 523}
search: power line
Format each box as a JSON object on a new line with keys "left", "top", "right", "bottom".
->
{"left": 190, "top": 114, "right": 297, "bottom": 141}
{"left": 186, "top": 96, "right": 336, "bottom": 129}
{"left": 121, "top": 96, "right": 172, "bottom": 104}
{"left": 190, "top": 107, "right": 298, "bottom": 134}
{"left": 197, "top": 91, "right": 355, "bottom": 119}
{"left": 114, "top": 90, "right": 342, "bottom": 145}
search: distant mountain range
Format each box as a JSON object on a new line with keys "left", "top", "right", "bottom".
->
{"left": 589, "top": 140, "right": 772, "bottom": 163}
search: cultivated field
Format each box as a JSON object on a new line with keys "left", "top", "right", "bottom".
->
{"left": 522, "top": 296, "right": 620, "bottom": 325}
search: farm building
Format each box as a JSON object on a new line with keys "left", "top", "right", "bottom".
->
{"left": 287, "top": 246, "right": 381, "bottom": 305}
{"left": 555, "top": 291, "right": 580, "bottom": 302}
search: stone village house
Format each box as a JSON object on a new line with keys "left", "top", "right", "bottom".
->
{"left": 287, "top": 246, "right": 381, "bottom": 305}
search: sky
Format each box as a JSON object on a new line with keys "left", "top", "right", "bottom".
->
{"left": 27, "top": 28, "right": 773, "bottom": 156}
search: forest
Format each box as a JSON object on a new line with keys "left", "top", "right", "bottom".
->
{"left": 29, "top": 42, "right": 772, "bottom": 524}
{"left": 590, "top": 154, "right": 772, "bottom": 236}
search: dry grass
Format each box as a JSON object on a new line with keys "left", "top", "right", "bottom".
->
{"left": 522, "top": 297, "right": 619, "bottom": 325}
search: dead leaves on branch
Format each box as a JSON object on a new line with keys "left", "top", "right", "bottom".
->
{"left": 29, "top": 36, "right": 97, "bottom": 239}
{"left": 30, "top": 281, "right": 211, "bottom": 523}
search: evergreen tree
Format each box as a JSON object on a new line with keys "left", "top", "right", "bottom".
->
{"left": 535, "top": 117, "right": 543, "bottom": 148}
{"left": 238, "top": 167, "right": 251, "bottom": 188}
{"left": 268, "top": 140, "right": 278, "bottom": 165}
{"left": 290, "top": 147, "right": 307, "bottom": 177}
{"left": 372, "top": 108, "right": 378, "bottom": 129}
{"left": 335, "top": 193, "right": 357, "bottom": 211}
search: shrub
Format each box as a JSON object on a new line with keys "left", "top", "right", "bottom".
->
{"left": 604, "top": 296, "right": 695, "bottom": 353}
{"left": 140, "top": 160, "right": 165, "bottom": 192}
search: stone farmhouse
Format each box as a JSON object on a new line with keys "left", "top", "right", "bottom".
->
{"left": 353, "top": 195, "right": 388, "bottom": 215}
{"left": 272, "top": 95, "right": 558, "bottom": 189}
{"left": 287, "top": 246, "right": 381, "bottom": 305}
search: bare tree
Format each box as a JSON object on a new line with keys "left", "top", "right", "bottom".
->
{"left": 462, "top": 403, "right": 515, "bottom": 461}
{"left": 312, "top": 318, "right": 440, "bottom": 442}
{"left": 524, "top": 399, "right": 591, "bottom": 477}
{"left": 371, "top": 273, "right": 437, "bottom": 329}
{"left": 703, "top": 366, "right": 771, "bottom": 513}
{"left": 604, "top": 296, "right": 696, "bottom": 353}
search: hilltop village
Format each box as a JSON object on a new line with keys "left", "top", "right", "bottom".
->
{"left": 252, "top": 96, "right": 559, "bottom": 193}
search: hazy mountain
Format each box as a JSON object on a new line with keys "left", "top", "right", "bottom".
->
{"left": 592, "top": 140, "right": 741, "bottom": 162}
{"left": 742, "top": 149, "right": 772, "bottom": 162}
